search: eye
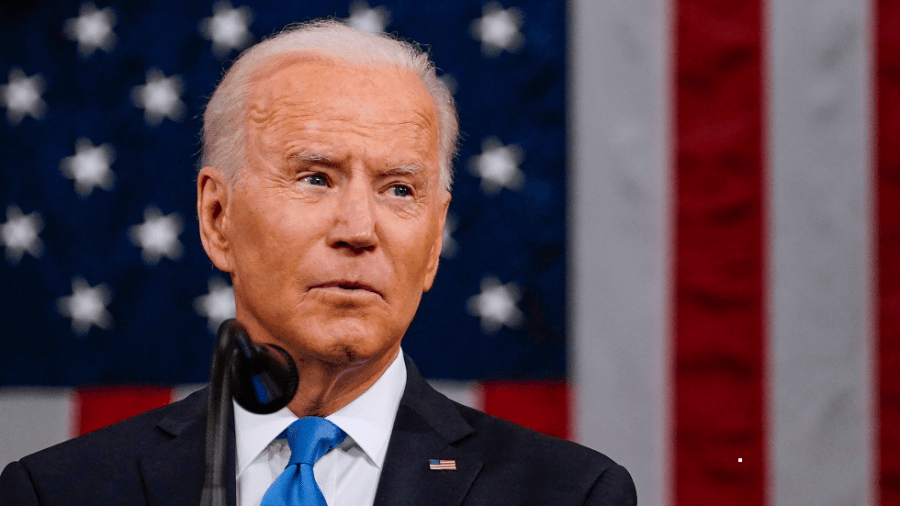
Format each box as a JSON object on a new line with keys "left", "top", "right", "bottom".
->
{"left": 302, "top": 174, "right": 328, "bottom": 186}
{"left": 389, "top": 184, "right": 412, "bottom": 197}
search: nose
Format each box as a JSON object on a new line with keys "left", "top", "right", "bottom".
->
{"left": 326, "top": 179, "right": 377, "bottom": 254}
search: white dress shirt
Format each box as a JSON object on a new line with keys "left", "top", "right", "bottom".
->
{"left": 234, "top": 349, "right": 407, "bottom": 506}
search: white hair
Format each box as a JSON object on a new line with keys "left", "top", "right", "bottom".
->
{"left": 201, "top": 20, "right": 458, "bottom": 192}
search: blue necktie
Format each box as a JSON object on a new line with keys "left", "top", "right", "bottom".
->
{"left": 260, "top": 417, "right": 347, "bottom": 506}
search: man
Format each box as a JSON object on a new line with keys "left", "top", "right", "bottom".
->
{"left": 0, "top": 21, "right": 636, "bottom": 506}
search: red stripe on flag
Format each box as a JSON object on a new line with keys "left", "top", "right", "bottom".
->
{"left": 75, "top": 386, "right": 173, "bottom": 436}
{"left": 674, "top": 0, "right": 768, "bottom": 504}
{"left": 877, "top": 0, "right": 900, "bottom": 502}
{"left": 480, "top": 381, "right": 568, "bottom": 440}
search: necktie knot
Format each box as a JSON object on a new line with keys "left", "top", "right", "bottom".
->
{"left": 282, "top": 417, "right": 346, "bottom": 466}
{"left": 260, "top": 417, "right": 347, "bottom": 506}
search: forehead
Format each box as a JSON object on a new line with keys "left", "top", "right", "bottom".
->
{"left": 245, "top": 55, "right": 439, "bottom": 164}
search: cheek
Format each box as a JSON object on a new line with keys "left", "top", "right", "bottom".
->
{"left": 390, "top": 220, "right": 440, "bottom": 281}
{"left": 231, "top": 200, "right": 308, "bottom": 273}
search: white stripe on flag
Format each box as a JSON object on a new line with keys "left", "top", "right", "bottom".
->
{"left": 0, "top": 387, "right": 74, "bottom": 471}
{"left": 427, "top": 380, "right": 481, "bottom": 410}
{"left": 570, "top": 0, "right": 671, "bottom": 505}
{"left": 766, "top": 0, "right": 874, "bottom": 504}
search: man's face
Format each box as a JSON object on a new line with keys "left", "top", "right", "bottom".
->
{"left": 209, "top": 57, "right": 448, "bottom": 367}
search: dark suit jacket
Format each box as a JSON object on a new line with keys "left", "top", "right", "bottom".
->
{"left": 0, "top": 357, "right": 636, "bottom": 505}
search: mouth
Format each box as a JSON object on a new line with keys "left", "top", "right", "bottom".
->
{"left": 311, "top": 281, "right": 381, "bottom": 297}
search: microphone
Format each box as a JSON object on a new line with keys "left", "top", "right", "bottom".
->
{"left": 200, "top": 319, "right": 299, "bottom": 506}
{"left": 230, "top": 323, "right": 299, "bottom": 414}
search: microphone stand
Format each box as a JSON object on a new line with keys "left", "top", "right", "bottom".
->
{"left": 200, "top": 319, "right": 299, "bottom": 506}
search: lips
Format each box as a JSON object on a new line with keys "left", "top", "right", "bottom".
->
{"left": 311, "top": 280, "right": 381, "bottom": 297}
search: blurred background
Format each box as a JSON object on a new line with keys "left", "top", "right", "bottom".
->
{"left": 0, "top": 1, "right": 897, "bottom": 505}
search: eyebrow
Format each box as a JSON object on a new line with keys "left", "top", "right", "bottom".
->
{"left": 290, "top": 152, "right": 425, "bottom": 177}
{"left": 382, "top": 164, "right": 425, "bottom": 177}
{"left": 290, "top": 151, "right": 342, "bottom": 167}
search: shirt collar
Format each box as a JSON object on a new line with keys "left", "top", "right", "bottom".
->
{"left": 233, "top": 348, "right": 407, "bottom": 475}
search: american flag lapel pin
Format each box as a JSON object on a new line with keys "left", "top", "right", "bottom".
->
{"left": 429, "top": 459, "right": 457, "bottom": 471}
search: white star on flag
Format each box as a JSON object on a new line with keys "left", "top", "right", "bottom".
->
{"left": 63, "top": 2, "right": 117, "bottom": 59}
{"left": 467, "top": 276, "right": 524, "bottom": 333}
{"left": 346, "top": 1, "right": 391, "bottom": 34}
{"left": 128, "top": 206, "right": 184, "bottom": 265}
{"left": 470, "top": 2, "right": 525, "bottom": 57}
{"left": 441, "top": 213, "right": 459, "bottom": 259}
{"left": 0, "top": 205, "right": 43, "bottom": 265}
{"left": 468, "top": 137, "right": 525, "bottom": 194}
{"left": 131, "top": 69, "right": 185, "bottom": 126}
{"left": 199, "top": 1, "right": 254, "bottom": 58}
{"left": 57, "top": 278, "right": 113, "bottom": 337}
{"left": 59, "top": 138, "right": 116, "bottom": 198}
{"left": 194, "top": 277, "right": 236, "bottom": 332}
{"left": 0, "top": 68, "right": 47, "bottom": 125}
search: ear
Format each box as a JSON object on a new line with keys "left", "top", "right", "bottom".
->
{"left": 197, "top": 166, "right": 234, "bottom": 273}
{"left": 423, "top": 191, "right": 451, "bottom": 292}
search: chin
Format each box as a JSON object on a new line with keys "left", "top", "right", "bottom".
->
{"left": 296, "top": 318, "right": 398, "bottom": 366}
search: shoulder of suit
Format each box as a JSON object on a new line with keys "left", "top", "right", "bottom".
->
{"left": 403, "top": 360, "right": 624, "bottom": 480}
{"left": 18, "top": 387, "right": 206, "bottom": 469}
{"left": 447, "top": 398, "right": 620, "bottom": 473}
{"left": 427, "top": 395, "right": 635, "bottom": 504}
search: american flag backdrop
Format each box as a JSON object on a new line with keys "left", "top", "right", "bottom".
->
{"left": 1, "top": 1, "right": 898, "bottom": 505}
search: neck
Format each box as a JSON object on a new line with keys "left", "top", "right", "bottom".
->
{"left": 283, "top": 345, "right": 400, "bottom": 417}
{"left": 231, "top": 304, "right": 403, "bottom": 418}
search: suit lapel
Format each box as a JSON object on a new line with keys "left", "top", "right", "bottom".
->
{"left": 139, "top": 388, "right": 237, "bottom": 506}
{"left": 374, "top": 357, "right": 483, "bottom": 506}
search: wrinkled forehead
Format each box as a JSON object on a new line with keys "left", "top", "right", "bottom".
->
{"left": 247, "top": 53, "right": 436, "bottom": 122}
{"left": 246, "top": 51, "right": 342, "bottom": 89}
{"left": 246, "top": 53, "right": 439, "bottom": 151}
